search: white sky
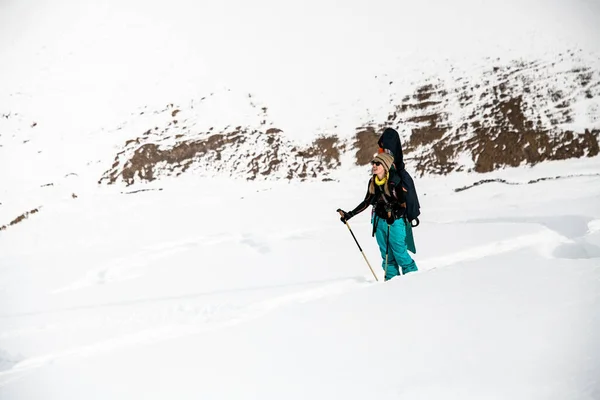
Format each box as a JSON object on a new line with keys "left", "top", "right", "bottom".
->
{"left": 1, "top": 0, "right": 598, "bottom": 138}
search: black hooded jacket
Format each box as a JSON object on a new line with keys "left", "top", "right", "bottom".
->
{"left": 347, "top": 168, "right": 406, "bottom": 221}
{"left": 378, "top": 128, "right": 404, "bottom": 171}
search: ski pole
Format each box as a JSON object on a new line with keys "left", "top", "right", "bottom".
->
{"left": 341, "top": 220, "right": 379, "bottom": 282}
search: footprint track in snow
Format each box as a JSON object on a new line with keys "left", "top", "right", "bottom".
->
{"left": 0, "top": 276, "right": 371, "bottom": 383}
{"left": 419, "top": 229, "right": 565, "bottom": 270}
{"left": 420, "top": 215, "right": 600, "bottom": 271}
{"left": 51, "top": 228, "right": 320, "bottom": 293}
{"left": 50, "top": 232, "right": 264, "bottom": 293}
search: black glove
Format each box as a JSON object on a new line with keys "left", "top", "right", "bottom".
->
{"left": 384, "top": 205, "right": 394, "bottom": 225}
{"left": 337, "top": 209, "right": 354, "bottom": 223}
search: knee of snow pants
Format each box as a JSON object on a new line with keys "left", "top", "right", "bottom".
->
{"left": 373, "top": 216, "right": 418, "bottom": 280}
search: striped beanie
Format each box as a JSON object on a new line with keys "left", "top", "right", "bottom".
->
{"left": 372, "top": 152, "right": 394, "bottom": 172}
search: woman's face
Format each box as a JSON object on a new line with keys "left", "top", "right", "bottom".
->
{"left": 371, "top": 160, "right": 384, "bottom": 176}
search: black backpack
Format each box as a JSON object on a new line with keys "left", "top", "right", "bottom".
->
{"left": 378, "top": 128, "right": 421, "bottom": 227}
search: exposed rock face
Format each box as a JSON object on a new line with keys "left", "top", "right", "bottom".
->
{"left": 99, "top": 107, "right": 345, "bottom": 185}
{"left": 356, "top": 56, "right": 600, "bottom": 175}
{"left": 0, "top": 208, "right": 40, "bottom": 231}
{"left": 100, "top": 54, "right": 600, "bottom": 185}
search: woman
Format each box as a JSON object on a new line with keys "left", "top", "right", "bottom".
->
{"left": 337, "top": 152, "right": 418, "bottom": 281}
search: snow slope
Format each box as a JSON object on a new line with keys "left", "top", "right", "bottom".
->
{"left": 1, "top": 159, "right": 600, "bottom": 399}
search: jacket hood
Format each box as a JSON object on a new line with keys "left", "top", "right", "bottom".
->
{"left": 378, "top": 128, "right": 404, "bottom": 170}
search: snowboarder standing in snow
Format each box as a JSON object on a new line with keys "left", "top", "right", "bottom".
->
{"left": 337, "top": 151, "right": 418, "bottom": 281}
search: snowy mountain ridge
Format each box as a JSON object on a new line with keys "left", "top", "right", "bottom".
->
{"left": 93, "top": 50, "right": 600, "bottom": 185}
{"left": 1, "top": 49, "right": 599, "bottom": 231}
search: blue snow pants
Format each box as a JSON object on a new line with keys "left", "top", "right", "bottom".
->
{"left": 373, "top": 216, "right": 418, "bottom": 280}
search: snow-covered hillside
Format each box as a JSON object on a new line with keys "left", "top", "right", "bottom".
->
{"left": 95, "top": 51, "right": 600, "bottom": 186}
{"left": 1, "top": 160, "right": 600, "bottom": 399}
{"left": 3, "top": 50, "right": 599, "bottom": 194}
{"left": 2, "top": 0, "right": 600, "bottom": 195}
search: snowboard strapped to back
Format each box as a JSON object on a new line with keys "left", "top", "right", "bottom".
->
{"left": 378, "top": 128, "right": 421, "bottom": 227}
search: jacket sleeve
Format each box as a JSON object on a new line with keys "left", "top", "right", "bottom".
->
{"left": 348, "top": 181, "right": 374, "bottom": 217}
